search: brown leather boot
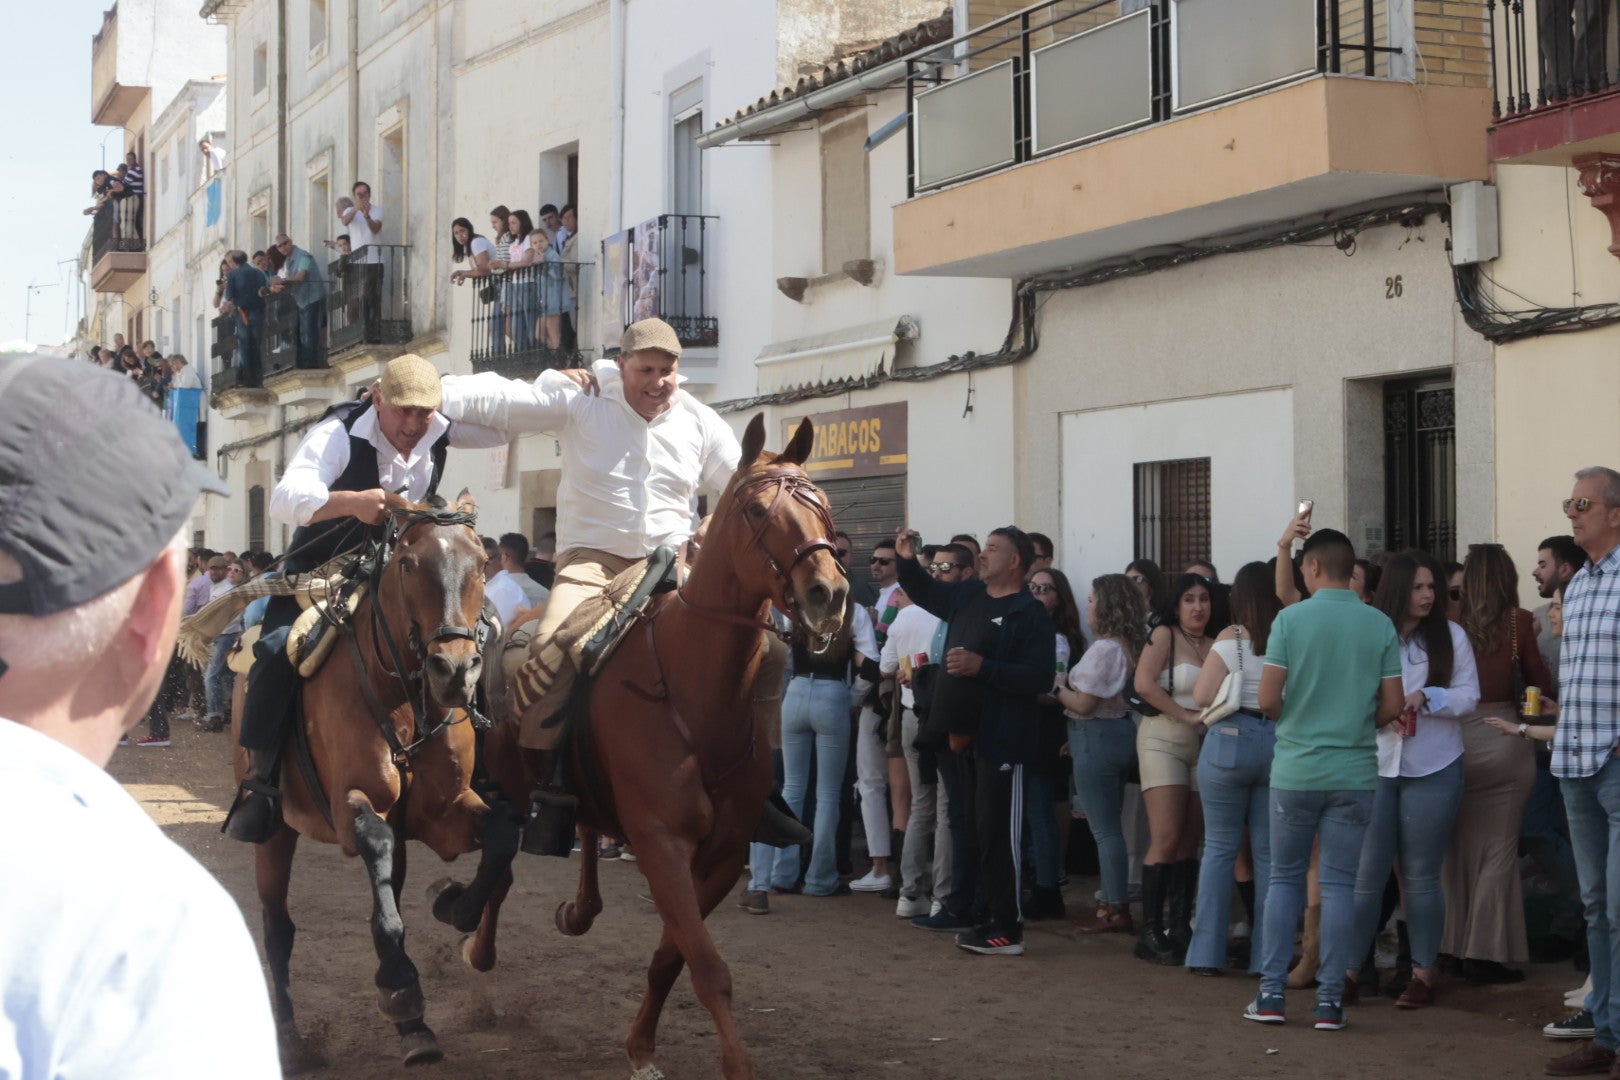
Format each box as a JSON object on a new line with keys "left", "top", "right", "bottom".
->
{"left": 1074, "top": 902, "right": 1134, "bottom": 934}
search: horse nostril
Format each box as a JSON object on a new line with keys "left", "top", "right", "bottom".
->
{"left": 427, "top": 653, "right": 456, "bottom": 681}
{"left": 807, "top": 582, "right": 832, "bottom": 610}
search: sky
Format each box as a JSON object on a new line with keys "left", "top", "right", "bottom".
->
{"left": 0, "top": 2, "right": 124, "bottom": 350}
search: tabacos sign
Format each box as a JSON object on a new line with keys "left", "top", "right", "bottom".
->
{"left": 783, "top": 402, "right": 908, "bottom": 479}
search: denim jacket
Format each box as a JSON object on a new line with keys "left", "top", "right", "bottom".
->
{"left": 896, "top": 556, "right": 1056, "bottom": 765}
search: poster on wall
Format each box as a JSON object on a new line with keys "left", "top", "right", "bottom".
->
{"left": 630, "top": 216, "right": 663, "bottom": 326}
{"left": 601, "top": 230, "right": 630, "bottom": 353}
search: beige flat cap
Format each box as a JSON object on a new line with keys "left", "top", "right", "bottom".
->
{"left": 378, "top": 353, "right": 442, "bottom": 410}
{"left": 620, "top": 318, "right": 683, "bottom": 359}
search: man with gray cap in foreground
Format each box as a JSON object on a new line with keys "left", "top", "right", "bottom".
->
{"left": 0, "top": 355, "right": 279, "bottom": 1077}
{"left": 439, "top": 317, "right": 809, "bottom": 854}
{"left": 225, "top": 353, "right": 506, "bottom": 843}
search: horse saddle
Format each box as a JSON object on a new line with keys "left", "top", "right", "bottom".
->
{"left": 287, "top": 582, "right": 369, "bottom": 678}
{"left": 512, "top": 546, "right": 680, "bottom": 745}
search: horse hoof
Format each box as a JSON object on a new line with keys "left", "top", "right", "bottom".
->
{"left": 427, "top": 877, "right": 468, "bottom": 928}
{"left": 401, "top": 1028, "right": 443, "bottom": 1067}
{"left": 630, "top": 1065, "right": 666, "bottom": 1080}
{"left": 377, "top": 981, "right": 427, "bottom": 1024}
{"left": 276, "top": 1021, "right": 327, "bottom": 1073}
{"left": 461, "top": 933, "right": 495, "bottom": 973}
{"left": 555, "top": 900, "right": 581, "bottom": 937}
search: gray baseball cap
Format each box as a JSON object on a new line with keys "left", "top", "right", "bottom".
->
{"left": 0, "top": 353, "right": 229, "bottom": 617}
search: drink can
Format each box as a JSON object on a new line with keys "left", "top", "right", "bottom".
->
{"left": 1524, "top": 686, "right": 1542, "bottom": 717}
{"left": 911, "top": 652, "right": 931, "bottom": 670}
{"left": 1398, "top": 704, "right": 1418, "bottom": 738}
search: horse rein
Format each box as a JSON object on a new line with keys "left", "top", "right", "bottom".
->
{"left": 348, "top": 506, "right": 491, "bottom": 766}
{"left": 674, "top": 465, "right": 842, "bottom": 639}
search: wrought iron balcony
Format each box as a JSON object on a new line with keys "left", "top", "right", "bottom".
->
{"left": 327, "top": 244, "right": 412, "bottom": 355}
{"left": 89, "top": 200, "right": 145, "bottom": 293}
{"left": 467, "top": 260, "right": 593, "bottom": 378}
{"left": 1487, "top": 0, "right": 1620, "bottom": 164}
{"left": 605, "top": 214, "right": 719, "bottom": 350}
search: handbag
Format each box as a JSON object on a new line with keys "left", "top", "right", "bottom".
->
{"left": 478, "top": 282, "right": 499, "bottom": 304}
{"left": 1199, "top": 627, "right": 1244, "bottom": 726}
{"left": 1124, "top": 639, "right": 1165, "bottom": 718}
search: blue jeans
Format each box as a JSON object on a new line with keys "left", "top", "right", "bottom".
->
{"left": 1260, "top": 787, "right": 1374, "bottom": 1004}
{"left": 771, "top": 677, "right": 850, "bottom": 896}
{"left": 748, "top": 749, "right": 786, "bottom": 894}
{"left": 1527, "top": 753, "right": 1586, "bottom": 941}
{"left": 1350, "top": 756, "right": 1464, "bottom": 971}
{"left": 296, "top": 300, "right": 324, "bottom": 367}
{"left": 205, "top": 631, "right": 240, "bottom": 719}
{"left": 1561, "top": 755, "right": 1620, "bottom": 1052}
{"left": 1068, "top": 716, "right": 1137, "bottom": 906}
{"left": 233, "top": 309, "right": 264, "bottom": 382}
{"left": 1024, "top": 768, "right": 1061, "bottom": 888}
{"left": 1186, "top": 714, "right": 1275, "bottom": 972}
{"left": 507, "top": 283, "right": 536, "bottom": 351}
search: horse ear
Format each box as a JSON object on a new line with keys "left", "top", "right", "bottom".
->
{"left": 739, "top": 413, "right": 767, "bottom": 469}
{"left": 781, "top": 417, "right": 815, "bottom": 467}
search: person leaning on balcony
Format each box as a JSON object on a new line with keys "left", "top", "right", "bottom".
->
{"left": 495, "top": 210, "right": 538, "bottom": 352}
{"left": 269, "top": 235, "right": 326, "bottom": 369}
{"left": 198, "top": 137, "right": 227, "bottom": 177}
{"left": 532, "top": 223, "right": 565, "bottom": 353}
{"left": 558, "top": 204, "right": 580, "bottom": 351}
{"left": 448, "top": 217, "right": 494, "bottom": 286}
{"left": 219, "top": 250, "right": 268, "bottom": 388}
{"left": 339, "top": 182, "right": 385, "bottom": 330}
{"left": 168, "top": 354, "right": 201, "bottom": 391}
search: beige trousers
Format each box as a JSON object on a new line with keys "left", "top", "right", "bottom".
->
{"left": 510, "top": 546, "right": 638, "bottom": 750}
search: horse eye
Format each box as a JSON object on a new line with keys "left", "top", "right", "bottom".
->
{"left": 744, "top": 504, "right": 766, "bottom": 521}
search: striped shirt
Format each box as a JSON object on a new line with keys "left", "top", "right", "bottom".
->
{"left": 1553, "top": 543, "right": 1620, "bottom": 778}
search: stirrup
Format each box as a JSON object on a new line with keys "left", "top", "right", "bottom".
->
{"left": 222, "top": 780, "right": 283, "bottom": 844}
{"left": 753, "top": 792, "right": 812, "bottom": 848}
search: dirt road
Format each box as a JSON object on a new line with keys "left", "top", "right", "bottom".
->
{"left": 114, "top": 725, "right": 1568, "bottom": 1079}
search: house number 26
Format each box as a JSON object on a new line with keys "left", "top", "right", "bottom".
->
{"left": 1385, "top": 275, "right": 1404, "bottom": 299}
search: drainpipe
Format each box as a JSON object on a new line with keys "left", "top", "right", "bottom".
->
{"left": 276, "top": 0, "right": 288, "bottom": 227}
{"left": 609, "top": 0, "right": 627, "bottom": 231}
{"left": 428, "top": 0, "right": 442, "bottom": 332}
{"left": 348, "top": 0, "right": 360, "bottom": 179}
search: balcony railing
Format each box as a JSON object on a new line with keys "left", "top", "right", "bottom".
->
{"left": 210, "top": 285, "right": 328, "bottom": 397}
{"left": 328, "top": 244, "right": 412, "bottom": 355}
{"left": 1490, "top": 0, "right": 1616, "bottom": 117}
{"left": 606, "top": 214, "right": 719, "bottom": 350}
{"left": 467, "top": 260, "right": 592, "bottom": 377}
{"left": 905, "top": 0, "right": 1400, "bottom": 196}
{"left": 91, "top": 199, "right": 145, "bottom": 262}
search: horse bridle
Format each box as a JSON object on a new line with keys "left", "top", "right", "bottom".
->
{"left": 676, "top": 465, "right": 843, "bottom": 639}
{"left": 350, "top": 506, "right": 491, "bottom": 765}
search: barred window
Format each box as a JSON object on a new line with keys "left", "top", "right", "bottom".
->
{"left": 1133, "top": 457, "right": 1211, "bottom": 574}
{"left": 248, "top": 485, "right": 266, "bottom": 553}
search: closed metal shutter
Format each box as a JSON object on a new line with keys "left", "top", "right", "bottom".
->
{"left": 820, "top": 473, "right": 907, "bottom": 601}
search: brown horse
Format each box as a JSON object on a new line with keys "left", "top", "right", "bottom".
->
{"left": 451, "top": 414, "right": 847, "bottom": 1080}
{"left": 242, "top": 496, "right": 522, "bottom": 1069}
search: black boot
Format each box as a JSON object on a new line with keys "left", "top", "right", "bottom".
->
{"left": 1165, "top": 859, "right": 1196, "bottom": 965}
{"left": 519, "top": 748, "right": 579, "bottom": 857}
{"left": 1134, "top": 863, "right": 1178, "bottom": 964}
{"left": 1384, "top": 919, "right": 1414, "bottom": 997}
{"left": 1229, "top": 877, "right": 1257, "bottom": 967}
{"left": 1027, "top": 885, "right": 1067, "bottom": 921}
{"left": 223, "top": 747, "right": 283, "bottom": 844}
{"left": 752, "top": 791, "right": 813, "bottom": 848}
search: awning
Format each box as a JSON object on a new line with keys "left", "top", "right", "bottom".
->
{"left": 754, "top": 316, "right": 916, "bottom": 394}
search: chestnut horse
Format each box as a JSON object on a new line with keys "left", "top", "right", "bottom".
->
{"left": 442, "top": 413, "right": 847, "bottom": 1079}
{"left": 243, "top": 497, "right": 522, "bottom": 1069}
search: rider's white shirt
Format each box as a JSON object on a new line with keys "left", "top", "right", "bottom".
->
{"left": 270, "top": 405, "right": 507, "bottom": 527}
{"left": 0, "top": 718, "right": 280, "bottom": 1080}
{"left": 440, "top": 360, "right": 740, "bottom": 560}
{"left": 485, "top": 569, "right": 527, "bottom": 628}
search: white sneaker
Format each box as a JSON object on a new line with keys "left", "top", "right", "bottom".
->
{"left": 929, "top": 898, "right": 944, "bottom": 917}
{"left": 1566, "top": 976, "right": 1593, "bottom": 1009}
{"left": 850, "top": 869, "right": 892, "bottom": 892}
{"left": 896, "top": 895, "right": 930, "bottom": 918}
{"left": 1231, "top": 921, "right": 1252, "bottom": 941}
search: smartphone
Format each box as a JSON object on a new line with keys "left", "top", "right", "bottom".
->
{"left": 1297, "top": 499, "right": 1314, "bottom": 519}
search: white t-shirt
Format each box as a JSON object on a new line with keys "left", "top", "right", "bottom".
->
{"left": 1210, "top": 632, "right": 1264, "bottom": 712}
{"left": 880, "top": 603, "right": 943, "bottom": 710}
{"left": 0, "top": 719, "right": 280, "bottom": 1079}
{"left": 468, "top": 235, "right": 494, "bottom": 264}
{"left": 170, "top": 363, "right": 202, "bottom": 390}
{"left": 484, "top": 570, "right": 526, "bottom": 628}
{"left": 345, "top": 201, "right": 384, "bottom": 262}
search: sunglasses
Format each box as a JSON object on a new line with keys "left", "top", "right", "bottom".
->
{"left": 1029, "top": 583, "right": 1057, "bottom": 595}
{"left": 1126, "top": 574, "right": 1147, "bottom": 585}
{"left": 928, "top": 562, "right": 965, "bottom": 573}
{"left": 834, "top": 548, "right": 851, "bottom": 559}
{"left": 1564, "top": 497, "right": 1598, "bottom": 513}
{"left": 869, "top": 556, "right": 894, "bottom": 566}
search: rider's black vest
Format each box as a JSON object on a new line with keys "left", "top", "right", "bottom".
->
{"left": 283, "top": 399, "right": 450, "bottom": 573}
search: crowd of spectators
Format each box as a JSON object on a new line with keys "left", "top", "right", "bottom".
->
{"left": 82, "top": 335, "right": 200, "bottom": 407}
{"left": 735, "top": 471, "right": 1620, "bottom": 1073}
{"left": 450, "top": 201, "right": 580, "bottom": 356}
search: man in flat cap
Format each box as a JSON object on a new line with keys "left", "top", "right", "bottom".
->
{"left": 0, "top": 355, "right": 279, "bottom": 1077}
{"left": 438, "top": 317, "right": 806, "bottom": 854}
{"left": 225, "top": 353, "right": 506, "bottom": 843}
